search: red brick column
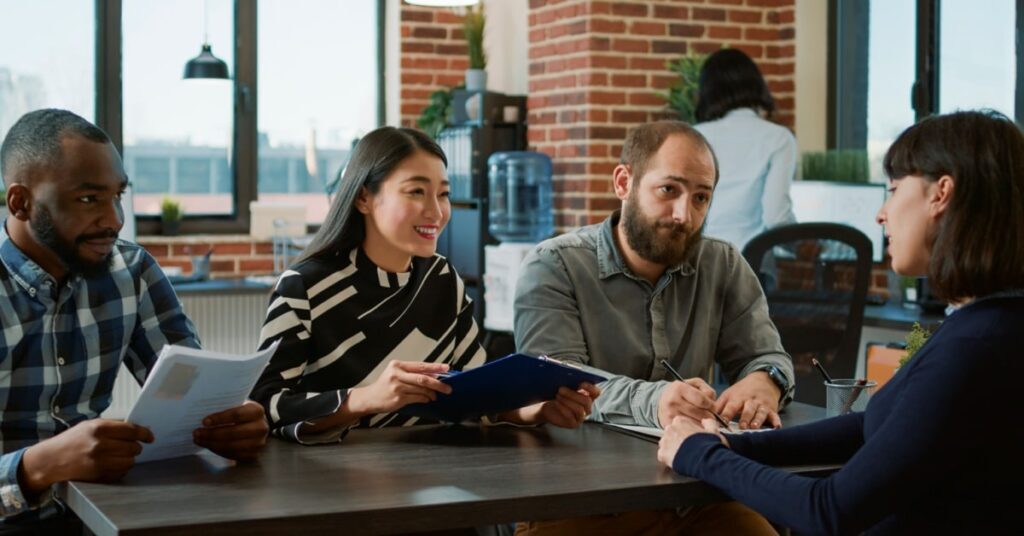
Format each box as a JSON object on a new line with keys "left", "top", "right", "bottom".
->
{"left": 399, "top": 4, "right": 470, "bottom": 128}
{"left": 527, "top": 0, "right": 796, "bottom": 229}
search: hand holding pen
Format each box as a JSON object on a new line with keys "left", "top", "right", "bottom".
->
{"left": 658, "top": 359, "right": 733, "bottom": 430}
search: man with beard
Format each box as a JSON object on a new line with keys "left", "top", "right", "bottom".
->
{"left": 0, "top": 109, "right": 268, "bottom": 532}
{"left": 513, "top": 121, "right": 793, "bottom": 533}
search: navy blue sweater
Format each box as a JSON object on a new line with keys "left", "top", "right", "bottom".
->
{"left": 673, "top": 295, "right": 1024, "bottom": 535}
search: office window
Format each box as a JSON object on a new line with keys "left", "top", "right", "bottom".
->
{"left": 131, "top": 157, "right": 171, "bottom": 193}
{"left": 938, "top": 0, "right": 1016, "bottom": 115}
{"left": 257, "top": 0, "right": 380, "bottom": 224}
{"left": 865, "top": 0, "right": 916, "bottom": 181}
{"left": 122, "top": 0, "right": 234, "bottom": 217}
{"left": 832, "top": 0, "right": 1021, "bottom": 179}
{"left": 0, "top": 0, "right": 95, "bottom": 143}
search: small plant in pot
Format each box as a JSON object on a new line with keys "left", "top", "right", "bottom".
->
{"left": 463, "top": 4, "right": 487, "bottom": 92}
{"left": 160, "top": 197, "right": 183, "bottom": 236}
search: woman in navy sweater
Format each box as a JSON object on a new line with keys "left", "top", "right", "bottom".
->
{"left": 657, "top": 110, "right": 1024, "bottom": 535}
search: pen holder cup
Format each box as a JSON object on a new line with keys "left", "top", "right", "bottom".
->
{"left": 190, "top": 256, "right": 211, "bottom": 280}
{"left": 825, "top": 379, "right": 877, "bottom": 417}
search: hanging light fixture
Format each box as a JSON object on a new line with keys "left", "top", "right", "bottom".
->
{"left": 184, "top": 0, "right": 229, "bottom": 80}
{"left": 404, "top": 0, "right": 479, "bottom": 6}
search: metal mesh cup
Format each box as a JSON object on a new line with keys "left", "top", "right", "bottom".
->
{"left": 825, "top": 379, "right": 878, "bottom": 417}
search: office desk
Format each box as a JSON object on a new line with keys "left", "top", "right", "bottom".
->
{"left": 863, "top": 302, "right": 944, "bottom": 331}
{"left": 62, "top": 404, "right": 829, "bottom": 536}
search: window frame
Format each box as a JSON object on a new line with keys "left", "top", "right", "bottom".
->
{"left": 94, "top": 0, "right": 385, "bottom": 235}
{"left": 828, "top": 0, "right": 1024, "bottom": 149}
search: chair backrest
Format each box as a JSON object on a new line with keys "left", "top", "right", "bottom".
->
{"left": 742, "top": 223, "right": 873, "bottom": 406}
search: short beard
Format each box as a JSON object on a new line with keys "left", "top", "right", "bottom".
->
{"left": 621, "top": 193, "right": 702, "bottom": 267}
{"left": 31, "top": 204, "right": 115, "bottom": 278}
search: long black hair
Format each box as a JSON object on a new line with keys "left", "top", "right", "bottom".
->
{"left": 296, "top": 126, "right": 446, "bottom": 264}
{"left": 695, "top": 48, "right": 775, "bottom": 123}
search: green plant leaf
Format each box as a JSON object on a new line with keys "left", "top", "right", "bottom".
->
{"left": 800, "top": 149, "right": 870, "bottom": 183}
{"left": 660, "top": 51, "right": 707, "bottom": 124}
{"left": 463, "top": 4, "right": 486, "bottom": 70}
{"left": 899, "top": 322, "right": 931, "bottom": 367}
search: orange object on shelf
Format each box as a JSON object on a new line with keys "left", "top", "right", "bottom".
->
{"left": 866, "top": 342, "right": 905, "bottom": 390}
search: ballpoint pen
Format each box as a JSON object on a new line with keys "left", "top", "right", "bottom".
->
{"left": 811, "top": 357, "right": 834, "bottom": 384}
{"left": 659, "top": 359, "right": 732, "bottom": 429}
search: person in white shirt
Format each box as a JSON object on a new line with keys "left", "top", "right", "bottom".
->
{"left": 694, "top": 48, "right": 797, "bottom": 250}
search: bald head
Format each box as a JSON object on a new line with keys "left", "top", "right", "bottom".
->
{"left": 1, "top": 109, "right": 111, "bottom": 188}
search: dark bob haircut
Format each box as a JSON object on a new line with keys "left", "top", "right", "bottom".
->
{"left": 296, "top": 126, "right": 446, "bottom": 265}
{"left": 695, "top": 48, "right": 775, "bottom": 123}
{"left": 883, "top": 110, "right": 1024, "bottom": 302}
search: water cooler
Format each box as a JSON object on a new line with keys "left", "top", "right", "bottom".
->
{"left": 483, "top": 151, "right": 553, "bottom": 333}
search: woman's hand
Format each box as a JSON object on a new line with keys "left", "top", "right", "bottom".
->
{"left": 346, "top": 360, "right": 453, "bottom": 417}
{"left": 657, "top": 416, "right": 730, "bottom": 469}
{"left": 497, "top": 383, "right": 601, "bottom": 428}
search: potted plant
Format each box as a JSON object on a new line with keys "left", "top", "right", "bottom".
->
{"left": 662, "top": 51, "right": 708, "bottom": 124}
{"left": 418, "top": 87, "right": 457, "bottom": 139}
{"left": 160, "top": 197, "right": 183, "bottom": 236}
{"left": 899, "top": 322, "right": 931, "bottom": 367}
{"left": 800, "top": 150, "right": 870, "bottom": 183}
{"left": 463, "top": 4, "right": 487, "bottom": 92}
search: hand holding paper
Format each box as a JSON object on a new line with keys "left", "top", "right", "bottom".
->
{"left": 126, "top": 340, "right": 279, "bottom": 463}
{"left": 192, "top": 400, "right": 269, "bottom": 463}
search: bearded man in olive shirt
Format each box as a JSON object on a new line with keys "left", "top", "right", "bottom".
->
{"left": 515, "top": 121, "right": 794, "bottom": 432}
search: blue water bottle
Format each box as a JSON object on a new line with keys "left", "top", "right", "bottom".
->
{"left": 487, "top": 151, "right": 553, "bottom": 243}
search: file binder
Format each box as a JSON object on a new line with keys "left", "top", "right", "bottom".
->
{"left": 399, "top": 353, "right": 607, "bottom": 423}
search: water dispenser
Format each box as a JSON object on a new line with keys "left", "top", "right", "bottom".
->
{"left": 487, "top": 151, "right": 553, "bottom": 243}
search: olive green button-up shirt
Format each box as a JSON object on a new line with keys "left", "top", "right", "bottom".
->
{"left": 514, "top": 213, "right": 794, "bottom": 427}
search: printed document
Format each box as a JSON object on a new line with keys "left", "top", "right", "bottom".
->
{"left": 603, "top": 422, "right": 773, "bottom": 441}
{"left": 127, "top": 340, "right": 279, "bottom": 462}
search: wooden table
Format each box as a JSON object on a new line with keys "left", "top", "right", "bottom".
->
{"left": 61, "top": 403, "right": 831, "bottom": 535}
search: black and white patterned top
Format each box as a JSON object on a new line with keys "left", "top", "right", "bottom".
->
{"left": 251, "top": 248, "right": 486, "bottom": 443}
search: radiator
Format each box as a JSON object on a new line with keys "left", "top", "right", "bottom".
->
{"left": 102, "top": 292, "right": 269, "bottom": 419}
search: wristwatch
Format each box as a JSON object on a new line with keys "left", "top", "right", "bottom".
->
{"left": 757, "top": 365, "right": 792, "bottom": 404}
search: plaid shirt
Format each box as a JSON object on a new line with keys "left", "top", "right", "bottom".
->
{"left": 0, "top": 224, "right": 198, "bottom": 521}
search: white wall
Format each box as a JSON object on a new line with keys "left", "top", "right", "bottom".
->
{"left": 385, "top": 0, "right": 403, "bottom": 127}
{"left": 795, "top": 0, "right": 829, "bottom": 155}
{"left": 482, "top": 0, "right": 529, "bottom": 96}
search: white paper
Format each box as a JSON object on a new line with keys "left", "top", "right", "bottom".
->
{"left": 126, "top": 340, "right": 279, "bottom": 462}
{"left": 605, "top": 421, "right": 773, "bottom": 439}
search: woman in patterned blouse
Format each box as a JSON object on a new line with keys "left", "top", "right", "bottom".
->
{"left": 251, "top": 126, "right": 600, "bottom": 443}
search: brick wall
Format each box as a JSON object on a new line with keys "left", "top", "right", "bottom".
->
{"left": 526, "top": 0, "right": 796, "bottom": 229}
{"left": 139, "top": 236, "right": 277, "bottom": 278}
{"left": 399, "top": 4, "right": 470, "bottom": 128}
{"left": 394, "top": 0, "right": 894, "bottom": 296}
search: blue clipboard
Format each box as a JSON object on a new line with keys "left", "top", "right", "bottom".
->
{"left": 398, "top": 353, "right": 607, "bottom": 423}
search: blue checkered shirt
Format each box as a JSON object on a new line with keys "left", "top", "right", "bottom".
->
{"left": 0, "top": 224, "right": 199, "bottom": 522}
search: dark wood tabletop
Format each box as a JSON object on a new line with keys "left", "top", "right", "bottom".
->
{"left": 60, "top": 403, "right": 831, "bottom": 536}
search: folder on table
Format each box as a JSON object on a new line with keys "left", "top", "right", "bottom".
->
{"left": 398, "top": 353, "right": 607, "bottom": 423}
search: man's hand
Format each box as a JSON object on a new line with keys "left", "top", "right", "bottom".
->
{"left": 19, "top": 419, "right": 154, "bottom": 495}
{"left": 346, "top": 360, "right": 453, "bottom": 416}
{"left": 715, "top": 371, "right": 782, "bottom": 430}
{"left": 657, "top": 377, "right": 718, "bottom": 428}
{"left": 657, "top": 416, "right": 729, "bottom": 470}
{"left": 498, "top": 383, "right": 601, "bottom": 428}
{"left": 193, "top": 401, "right": 269, "bottom": 463}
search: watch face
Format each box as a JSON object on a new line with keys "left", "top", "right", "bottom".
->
{"left": 767, "top": 367, "right": 788, "bottom": 390}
